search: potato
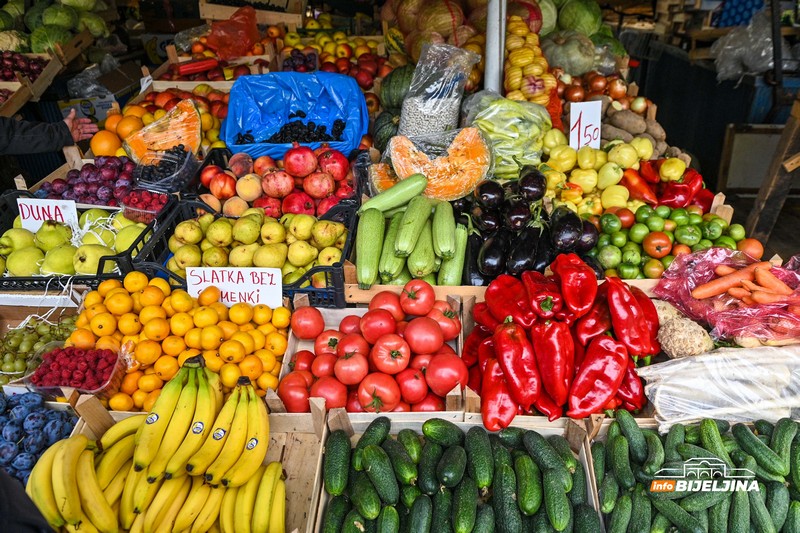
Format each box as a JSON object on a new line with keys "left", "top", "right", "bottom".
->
{"left": 645, "top": 118, "right": 667, "bottom": 141}
{"left": 665, "top": 146, "right": 682, "bottom": 158}
{"left": 655, "top": 140, "right": 668, "bottom": 156}
{"left": 608, "top": 110, "right": 647, "bottom": 134}
{"left": 601, "top": 124, "right": 634, "bottom": 143}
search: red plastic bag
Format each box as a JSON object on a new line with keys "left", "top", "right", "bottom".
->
{"left": 205, "top": 6, "right": 259, "bottom": 61}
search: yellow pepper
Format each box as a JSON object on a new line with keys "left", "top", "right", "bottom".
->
{"left": 630, "top": 137, "right": 654, "bottom": 161}
{"left": 576, "top": 146, "right": 596, "bottom": 170}
{"left": 607, "top": 143, "right": 640, "bottom": 169}
{"left": 554, "top": 199, "right": 578, "bottom": 213}
{"left": 543, "top": 128, "right": 568, "bottom": 155}
{"left": 505, "top": 90, "right": 526, "bottom": 101}
{"left": 560, "top": 182, "right": 583, "bottom": 204}
{"left": 577, "top": 195, "right": 603, "bottom": 216}
{"left": 659, "top": 157, "right": 687, "bottom": 182}
{"left": 593, "top": 149, "right": 608, "bottom": 170}
{"left": 600, "top": 185, "right": 630, "bottom": 209}
{"left": 525, "top": 33, "right": 540, "bottom": 46}
{"left": 597, "top": 162, "right": 623, "bottom": 189}
{"left": 540, "top": 164, "right": 567, "bottom": 190}
{"left": 548, "top": 145, "right": 577, "bottom": 173}
{"left": 627, "top": 199, "right": 646, "bottom": 212}
{"left": 569, "top": 168, "right": 598, "bottom": 194}
{"left": 507, "top": 20, "right": 529, "bottom": 36}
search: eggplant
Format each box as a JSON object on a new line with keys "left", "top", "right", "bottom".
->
{"left": 518, "top": 166, "right": 547, "bottom": 202}
{"left": 503, "top": 200, "right": 531, "bottom": 230}
{"left": 463, "top": 230, "right": 488, "bottom": 286}
{"left": 580, "top": 255, "right": 605, "bottom": 280}
{"left": 477, "top": 230, "right": 513, "bottom": 278}
{"left": 474, "top": 180, "right": 505, "bottom": 209}
{"left": 574, "top": 220, "right": 599, "bottom": 253}
{"left": 532, "top": 225, "right": 554, "bottom": 272}
{"left": 451, "top": 196, "right": 472, "bottom": 216}
{"left": 502, "top": 180, "right": 519, "bottom": 198}
{"left": 471, "top": 204, "right": 502, "bottom": 233}
{"left": 549, "top": 206, "right": 582, "bottom": 252}
{"left": 506, "top": 226, "right": 541, "bottom": 275}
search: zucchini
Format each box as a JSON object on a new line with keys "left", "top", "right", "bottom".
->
{"left": 665, "top": 424, "right": 685, "bottom": 463}
{"left": 754, "top": 420, "right": 774, "bottom": 439}
{"left": 643, "top": 431, "right": 665, "bottom": 475}
{"left": 590, "top": 442, "right": 605, "bottom": 487}
{"left": 568, "top": 462, "right": 586, "bottom": 507}
{"left": 407, "top": 219, "right": 435, "bottom": 278}
{"left": 401, "top": 484, "right": 421, "bottom": 509}
{"left": 514, "top": 454, "right": 542, "bottom": 516}
{"left": 543, "top": 469, "right": 571, "bottom": 532}
{"left": 599, "top": 474, "right": 619, "bottom": 515}
{"left": 651, "top": 498, "right": 704, "bottom": 533}
{"left": 707, "top": 495, "right": 730, "bottom": 533}
{"left": 397, "top": 429, "right": 422, "bottom": 464}
{"left": 700, "top": 418, "right": 734, "bottom": 468}
{"left": 785, "top": 502, "right": 800, "bottom": 533}
{"left": 322, "top": 495, "right": 351, "bottom": 533}
{"left": 609, "top": 435, "right": 636, "bottom": 490}
{"left": 732, "top": 423, "right": 787, "bottom": 476}
{"left": 436, "top": 445, "right": 467, "bottom": 488}
{"left": 572, "top": 504, "right": 601, "bottom": 532}
{"left": 680, "top": 488, "right": 730, "bottom": 513}
{"left": 769, "top": 418, "right": 797, "bottom": 469}
{"left": 608, "top": 493, "right": 631, "bottom": 533}
{"left": 438, "top": 223, "right": 468, "bottom": 286}
{"left": 356, "top": 208, "right": 386, "bottom": 289}
{"left": 522, "top": 431, "right": 572, "bottom": 492}
{"left": 377, "top": 505, "right": 400, "bottom": 533}
{"left": 628, "top": 484, "right": 651, "bottom": 533}
{"left": 382, "top": 437, "right": 418, "bottom": 486}
{"left": 382, "top": 204, "right": 407, "bottom": 219}
{"left": 616, "top": 410, "right": 647, "bottom": 464}
{"left": 418, "top": 441, "right": 444, "bottom": 495}
{"left": 420, "top": 272, "right": 437, "bottom": 285}
{"left": 651, "top": 513, "right": 671, "bottom": 533}
{"left": 431, "top": 487, "right": 453, "bottom": 533}
{"left": 749, "top": 488, "right": 777, "bottom": 533}
{"left": 547, "top": 435, "right": 578, "bottom": 474}
{"left": 728, "top": 488, "right": 750, "bottom": 533}
{"left": 363, "top": 444, "right": 399, "bottom": 504}
{"left": 452, "top": 476, "right": 478, "bottom": 533}
{"left": 394, "top": 196, "right": 432, "bottom": 257}
{"left": 378, "top": 212, "right": 405, "bottom": 282}
{"left": 498, "top": 427, "right": 526, "bottom": 450}
{"left": 465, "top": 426, "right": 494, "bottom": 492}
{"left": 765, "top": 481, "right": 789, "bottom": 532}
{"left": 432, "top": 201, "right": 456, "bottom": 259}
{"left": 422, "top": 419, "right": 464, "bottom": 447}
{"left": 343, "top": 508, "right": 368, "bottom": 533}
{"left": 473, "top": 504, "right": 495, "bottom": 533}
{"left": 324, "top": 429, "right": 352, "bottom": 496}
{"left": 353, "top": 417, "right": 391, "bottom": 471}
{"left": 359, "top": 173, "right": 428, "bottom": 214}
{"left": 493, "top": 463, "right": 523, "bottom": 533}
{"left": 385, "top": 266, "right": 412, "bottom": 285}
{"left": 351, "top": 471, "right": 383, "bottom": 520}
{"left": 409, "top": 494, "right": 433, "bottom": 533}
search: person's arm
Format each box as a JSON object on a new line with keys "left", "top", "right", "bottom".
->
{"left": 0, "top": 116, "right": 74, "bottom": 155}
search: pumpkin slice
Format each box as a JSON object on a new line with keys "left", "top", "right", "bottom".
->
{"left": 369, "top": 162, "right": 399, "bottom": 194}
{"left": 388, "top": 135, "right": 432, "bottom": 179}
{"left": 124, "top": 100, "right": 202, "bottom": 164}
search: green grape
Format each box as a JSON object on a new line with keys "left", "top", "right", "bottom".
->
{"left": 1, "top": 362, "right": 15, "bottom": 372}
{"left": 12, "top": 359, "right": 26, "bottom": 373}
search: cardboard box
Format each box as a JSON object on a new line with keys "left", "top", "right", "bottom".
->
{"left": 57, "top": 94, "right": 118, "bottom": 124}
{"left": 139, "top": 33, "right": 177, "bottom": 64}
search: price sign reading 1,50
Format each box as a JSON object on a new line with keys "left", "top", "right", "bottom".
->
{"left": 568, "top": 101, "right": 602, "bottom": 150}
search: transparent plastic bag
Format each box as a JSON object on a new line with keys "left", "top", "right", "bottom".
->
{"left": 637, "top": 345, "right": 800, "bottom": 431}
{"left": 174, "top": 25, "right": 210, "bottom": 53}
{"left": 398, "top": 43, "right": 479, "bottom": 137}
{"left": 713, "top": 10, "right": 793, "bottom": 81}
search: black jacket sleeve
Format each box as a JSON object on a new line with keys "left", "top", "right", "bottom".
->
{"left": 0, "top": 117, "right": 74, "bottom": 155}
{"left": 0, "top": 468, "right": 55, "bottom": 532}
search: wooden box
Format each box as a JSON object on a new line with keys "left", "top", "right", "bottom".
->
{"left": 198, "top": 0, "right": 307, "bottom": 32}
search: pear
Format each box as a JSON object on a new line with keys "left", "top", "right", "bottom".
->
{"left": 285, "top": 233, "right": 298, "bottom": 245}
{"left": 166, "top": 257, "right": 186, "bottom": 279}
{"left": 283, "top": 268, "right": 309, "bottom": 286}
{"left": 111, "top": 212, "right": 136, "bottom": 231}
{"left": 82, "top": 227, "right": 115, "bottom": 248}
{"left": 197, "top": 213, "right": 215, "bottom": 234}
{"left": 318, "top": 246, "right": 343, "bottom": 266}
{"left": 199, "top": 239, "right": 214, "bottom": 252}
{"left": 41, "top": 244, "right": 77, "bottom": 275}
{"left": 115, "top": 224, "right": 149, "bottom": 254}
{"left": 240, "top": 208, "right": 265, "bottom": 226}
{"left": 232, "top": 216, "right": 261, "bottom": 245}
{"left": 79, "top": 208, "right": 110, "bottom": 229}
{"left": 6, "top": 247, "right": 44, "bottom": 276}
{"left": 168, "top": 234, "right": 183, "bottom": 254}
{"left": 34, "top": 221, "right": 72, "bottom": 252}
{"left": 73, "top": 244, "right": 116, "bottom": 274}
{"left": 206, "top": 219, "right": 233, "bottom": 248}
{"left": 202, "top": 246, "right": 229, "bottom": 267}
{"left": 289, "top": 214, "right": 315, "bottom": 241}
{"left": 174, "top": 220, "right": 204, "bottom": 245}
{"left": 281, "top": 261, "right": 299, "bottom": 276}
{"left": 12, "top": 215, "right": 21, "bottom": 229}
{"left": 0, "top": 228, "right": 35, "bottom": 255}
{"left": 280, "top": 213, "right": 295, "bottom": 229}
{"left": 334, "top": 231, "right": 348, "bottom": 250}
{"left": 174, "top": 244, "right": 202, "bottom": 269}
{"left": 287, "top": 240, "right": 318, "bottom": 267}
{"left": 310, "top": 220, "right": 341, "bottom": 249}
{"left": 260, "top": 221, "right": 286, "bottom": 244}
{"left": 253, "top": 243, "right": 288, "bottom": 268}
{"left": 229, "top": 243, "right": 259, "bottom": 267}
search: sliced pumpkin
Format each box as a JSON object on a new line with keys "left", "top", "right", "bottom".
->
{"left": 369, "top": 162, "right": 400, "bottom": 194}
{"left": 124, "top": 100, "right": 202, "bottom": 164}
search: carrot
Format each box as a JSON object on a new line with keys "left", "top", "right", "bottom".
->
{"left": 754, "top": 268, "right": 794, "bottom": 296}
{"left": 741, "top": 279, "right": 772, "bottom": 293}
{"left": 727, "top": 287, "right": 751, "bottom": 299}
{"left": 751, "top": 290, "right": 789, "bottom": 305}
{"left": 715, "top": 265, "right": 738, "bottom": 276}
{"left": 691, "top": 261, "right": 773, "bottom": 299}
{"left": 741, "top": 295, "right": 755, "bottom": 305}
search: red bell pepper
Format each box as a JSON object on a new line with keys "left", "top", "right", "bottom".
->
{"left": 629, "top": 285, "right": 661, "bottom": 360}
{"left": 691, "top": 187, "right": 715, "bottom": 214}
{"left": 481, "top": 358, "right": 518, "bottom": 431}
{"left": 621, "top": 168, "right": 658, "bottom": 205}
{"left": 521, "top": 271, "right": 563, "bottom": 319}
{"left": 550, "top": 254, "right": 597, "bottom": 319}
{"left": 534, "top": 388, "right": 563, "bottom": 422}
{"left": 658, "top": 168, "right": 704, "bottom": 208}
{"left": 572, "top": 329, "right": 586, "bottom": 369}
{"left": 573, "top": 283, "right": 611, "bottom": 347}
{"left": 492, "top": 320, "right": 541, "bottom": 411}
{"left": 604, "top": 397, "right": 623, "bottom": 411}
{"left": 478, "top": 338, "right": 494, "bottom": 374}
{"left": 639, "top": 159, "right": 663, "bottom": 184}
{"left": 461, "top": 330, "right": 484, "bottom": 368}
{"left": 473, "top": 302, "right": 501, "bottom": 331}
{"left": 554, "top": 308, "right": 576, "bottom": 326}
{"left": 175, "top": 58, "right": 220, "bottom": 75}
{"left": 616, "top": 364, "right": 646, "bottom": 412}
{"left": 468, "top": 364, "right": 482, "bottom": 394}
{"left": 485, "top": 275, "right": 536, "bottom": 328}
{"left": 530, "top": 320, "right": 574, "bottom": 406}
{"left": 546, "top": 88, "right": 564, "bottom": 132}
{"left": 605, "top": 276, "right": 653, "bottom": 358}
{"left": 566, "top": 336, "right": 628, "bottom": 418}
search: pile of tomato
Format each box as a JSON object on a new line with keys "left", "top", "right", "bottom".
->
{"left": 277, "top": 280, "right": 468, "bottom": 413}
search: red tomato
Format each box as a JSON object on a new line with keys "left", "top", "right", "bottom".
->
{"left": 345, "top": 389, "right": 364, "bottom": 412}
{"left": 339, "top": 315, "right": 362, "bottom": 335}
{"left": 370, "top": 334, "right": 411, "bottom": 375}
{"left": 395, "top": 368, "right": 428, "bottom": 404}
{"left": 400, "top": 279, "right": 436, "bottom": 316}
{"left": 369, "top": 290, "right": 405, "bottom": 322}
{"left": 410, "top": 353, "right": 433, "bottom": 372}
{"left": 314, "top": 329, "right": 343, "bottom": 356}
{"left": 411, "top": 392, "right": 445, "bottom": 412}
{"left": 334, "top": 352, "right": 369, "bottom": 386}
{"left": 280, "top": 369, "right": 314, "bottom": 388}
{"left": 310, "top": 376, "right": 347, "bottom": 409}
{"left": 337, "top": 333, "right": 370, "bottom": 358}
{"left": 616, "top": 208, "right": 635, "bottom": 229}
{"left": 311, "top": 353, "right": 337, "bottom": 378}
{"left": 643, "top": 231, "right": 672, "bottom": 259}
{"left": 432, "top": 300, "right": 454, "bottom": 314}
{"left": 426, "top": 308, "right": 462, "bottom": 342}
{"left": 737, "top": 238, "right": 764, "bottom": 260}
{"left": 404, "top": 317, "right": 444, "bottom": 354}
{"left": 392, "top": 401, "right": 411, "bottom": 412}
{"left": 357, "top": 372, "right": 401, "bottom": 412}
{"left": 360, "top": 309, "right": 396, "bottom": 344}
{"left": 277, "top": 371, "right": 311, "bottom": 412}
{"left": 290, "top": 307, "right": 325, "bottom": 339}
{"left": 396, "top": 320, "right": 408, "bottom": 336}
{"left": 290, "top": 350, "right": 315, "bottom": 372}
{"left": 437, "top": 343, "right": 456, "bottom": 355}
{"left": 425, "top": 353, "right": 468, "bottom": 397}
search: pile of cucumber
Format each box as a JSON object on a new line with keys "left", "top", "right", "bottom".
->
{"left": 319, "top": 417, "right": 601, "bottom": 533}
{"left": 598, "top": 410, "right": 800, "bottom": 533}
{"left": 356, "top": 175, "right": 467, "bottom": 288}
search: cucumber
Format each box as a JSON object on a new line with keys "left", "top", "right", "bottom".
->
{"left": 343, "top": 508, "right": 368, "bottom": 533}
{"left": 730, "top": 449, "right": 785, "bottom": 483}
{"left": 590, "top": 442, "right": 605, "bottom": 487}
{"left": 616, "top": 410, "right": 647, "bottom": 464}
{"left": 522, "top": 431, "right": 572, "bottom": 492}
{"left": 324, "top": 430, "right": 352, "bottom": 496}
{"left": 492, "top": 437, "right": 514, "bottom": 471}
{"left": 353, "top": 417, "right": 391, "bottom": 471}
{"left": 633, "top": 464, "right": 654, "bottom": 486}
{"left": 572, "top": 504, "right": 601, "bottom": 532}
{"left": 785, "top": 502, "right": 800, "bottom": 533}
{"left": 465, "top": 426, "right": 494, "bottom": 492}
{"left": 401, "top": 484, "right": 421, "bottom": 509}
{"left": 691, "top": 509, "right": 708, "bottom": 532}
{"left": 322, "top": 495, "right": 351, "bottom": 533}
{"left": 359, "top": 173, "right": 428, "bottom": 214}
{"left": 407, "top": 219, "right": 436, "bottom": 278}
{"left": 547, "top": 435, "right": 578, "bottom": 474}
{"left": 397, "top": 429, "right": 422, "bottom": 464}
{"left": 651, "top": 498, "right": 704, "bottom": 533}
{"left": 609, "top": 435, "right": 636, "bottom": 490}
{"left": 568, "top": 462, "right": 586, "bottom": 507}
{"left": 728, "top": 488, "right": 750, "bottom": 533}
{"left": 431, "top": 487, "right": 453, "bottom": 533}
{"left": 418, "top": 441, "right": 444, "bottom": 495}
{"left": 497, "top": 427, "right": 526, "bottom": 450}
{"left": 530, "top": 508, "right": 556, "bottom": 532}
{"left": 685, "top": 425, "right": 701, "bottom": 445}
{"left": 643, "top": 431, "right": 665, "bottom": 475}
{"left": 494, "top": 463, "right": 523, "bottom": 533}
{"left": 792, "top": 436, "right": 800, "bottom": 491}
{"left": 608, "top": 493, "right": 631, "bottom": 533}
{"left": 432, "top": 200, "right": 456, "bottom": 259}
{"left": 436, "top": 445, "right": 467, "bottom": 488}
{"left": 394, "top": 196, "right": 432, "bottom": 257}
{"left": 665, "top": 424, "right": 685, "bottom": 463}
{"left": 700, "top": 418, "right": 734, "bottom": 468}
{"left": 543, "top": 469, "right": 571, "bottom": 532}
{"left": 677, "top": 443, "right": 727, "bottom": 464}
{"left": 606, "top": 422, "right": 622, "bottom": 467}
{"left": 356, "top": 208, "right": 386, "bottom": 289}
{"left": 378, "top": 212, "right": 405, "bottom": 282}
{"left": 713, "top": 420, "right": 731, "bottom": 433}
{"left": 409, "top": 494, "right": 433, "bottom": 533}
{"left": 514, "top": 454, "right": 542, "bottom": 516}
{"left": 351, "top": 471, "right": 383, "bottom": 520}
{"left": 769, "top": 418, "right": 797, "bottom": 469}
{"left": 707, "top": 495, "right": 730, "bottom": 533}
{"left": 754, "top": 419, "right": 774, "bottom": 438}
{"left": 599, "top": 474, "right": 619, "bottom": 514}
{"left": 473, "top": 504, "right": 495, "bottom": 533}
{"left": 749, "top": 488, "right": 777, "bottom": 533}
{"left": 732, "top": 423, "right": 787, "bottom": 476}
{"left": 422, "top": 419, "right": 464, "bottom": 447}
{"left": 722, "top": 435, "right": 739, "bottom": 454}
{"left": 766, "top": 481, "right": 789, "bottom": 532}
{"left": 629, "top": 484, "right": 651, "bottom": 533}
{"left": 363, "top": 444, "right": 400, "bottom": 504}
{"left": 651, "top": 512, "right": 671, "bottom": 533}
{"left": 438, "top": 223, "right": 468, "bottom": 286}
{"left": 452, "top": 476, "right": 478, "bottom": 533}
{"left": 382, "top": 437, "right": 418, "bottom": 486}
{"left": 680, "top": 489, "right": 730, "bottom": 513}
{"left": 377, "top": 505, "right": 400, "bottom": 533}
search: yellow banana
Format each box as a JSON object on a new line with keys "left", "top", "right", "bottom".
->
{"left": 190, "top": 485, "right": 225, "bottom": 533}
{"left": 233, "top": 464, "right": 265, "bottom": 533}
{"left": 208, "top": 524, "right": 221, "bottom": 533}
{"left": 218, "top": 485, "right": 238, "bottom": 533}
{"left": 144, "top": 476, "right": 189, "bottom": 533}
{"left": 134, "top": 367, "right": 189, "bottom": 471}
{"left": 205, "top": 386, "right": 251, "bottom": 484}
{"left": 96, "top": 433, "right": 136, "bottom": 489}
{"left": 100, "top": 414, "right": 146, "bottom": 451}
{"left": 129, "top": 511, "right": 145, "bottom": 533}
{"left": 250, "top": 462, "right": 283, "bottom": 533}
{"left": 147, "top": 370, "right": 199, "bottom": 483}
{"left": 267, "top": 478, "right": 285, "bottom": 533}
{"left": 221, "top": 388, "right": 269, "bottom": 488}
{"left": 204, "top": 367, "right": 224, "bottom": 411}
{"left": 165, "top": 368, "right": 217, "bottom": 479}
{"left": 152, "top": 475, "right": 192, "bottom": 533}
{"left": 63, "top": 511, "right": 100, "bottom": 533}
{"left": 52, "top": 434, "right": 89, "bottom": 525}
{"left": 186, "top": 388, "right": 241, "bottom": 476}
{"left": 26, "top": 439, "right": 66, "bottom": 529}
{"left": 132, "top": 475, "right": 163, "bottom": 515}
{"left": 172, "top": 475, "right": 211, "bottom": 532}
{"left": 76, "top": 449, "right": 118, "bottom": 533}
{"left": 103, "top": 458, "right": 131, "bottom": 508}
{"left": 119, "top": 463, "right": 143, "bottom": 529}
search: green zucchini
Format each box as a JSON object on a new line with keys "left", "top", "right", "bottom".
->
{"left": 394, "top": 196, "right": 432, "bottom": 257}
{"left": 493, "top": 463, "right": 523, "bottom": 533}
{"left": 420, "top": 272, "right": 437, "bottom": 285}
{"left": 422, "top": 419, "right": 464, "bottom": 447}
{"left": 608, "top": 493, "right": 631, "bottom": 533}
{"left": 609, "top": 435, "right": 636, "bottom": 490}
{"left": 452, "top": 476, "right": 478, "bottom": 533}
{"left": 436, "top": 445, "right": 467, "bottom": 488}
{"left": 431, "top": 487, "right": 453, "bottom": 533}
{"left": 432, "top": 200, "right": 456, "bottom": 259}
{"left": 543, "top": 469, "right": 571, "bottom": 532}
{"left": 599, "top": 474, "right": 619, "bottom": 514}
{"left": 362, "top": 445, "right": 399, "bottom": 505}
{"left": 616, "top": 410, "right": 647, "bottom": 464}
{"left": 409, "top": 494, "right": 432, "bottom": 533}
{"left": 342, "top": 508, "right": 368, "bottom": 533}
{"left": 438, "top": 223, "right": 468, "bottom": 285}
{"left": 397, "top": 429, "right": 422, "bottom": 464}
{"left": 322, "top": 495, "right": 351, "bottom": 533}
{"left": 324, "top": 430, "right": 351, "bottom": 496}
{"left": 522, "top": 431, "right": 572, "bottom": 492}
{"left": 754, "top": 420, "right": 774, "bottom": 439}
{"left": 568, "top": 462, "right": 586, "bottom": 507}
{"left": 418, "top": 441, "right": 444, "bottom": 495}
{"left": 377, "top": 505, "right": 400, "bottom": 533}
{"left": 465, "top": 426, "right": 493, "bottom": 492}
{"left": 664, "top": 424, "right": 685, "bottom": 463}
{"left": 514, "top": 454, "right": 542, "bottom": 516}
{"left": 643, "top": 431, "right": 665, "bottom": 475}
{"left": 628, "top": 484, "right": 651, "bottom": 533}
{"left": 769, "top": 418, "right": 797, "bottom": 469}
{"left": 353, "top": 416, "right": 391, "bottom": 471}
{"left": 401, "top": 484, "right": 421, "bottom": 509}
{"left": 707, "top": 495, "right": 730, "bottom": 533}
{"left": 732, "top": 423, "right": 787, "bottom": 476}
{"left": 728, "top": 488, "right": 750, "bottom": 533}
{"left": 351, "top": 471, "right": 382, "bottom": 520}
{"left": 473, "top": 504, "right": 495, "bottom": 533}
{"left": 749, "top": 488, "right": 777, "bottom": 533}
{"left": 590, "top": 442, "right": 605, "bottom": 486}
{"left": 700, "top": 418, "right": 734, "bottom": 468}
{"left": 359, "top": 173, "right": 428, "bottom": 214}
{"left": 785, "top": 502, "right": 800, "bottom": 533}
{"left": 378, "top": 212, "right": 405, "bottom": 282}
{"left": 572, "top": 504, "right": 601, "bottom": 532}
{"left": 356, "top": 208, "right": 386, "bottom": 289}
{"left": 407, "top": 219, "right": 435, "bottom": 278}
{"left": 546, "top": 435, "right": 578, "bottom": 474}
{"left": 765, "top": 481, "right": 789, "bottom": 532}
{"left": 382, "top": 204, "right": 407, "bottom": 219}
{"left": 651, "top": 498, "right": 704, "bottom": 533}
{"left": 382, "top": 437, "right": 418, "bottom": 486}
{"left": 385, "top": 266, "right": 412, "bottom": 285}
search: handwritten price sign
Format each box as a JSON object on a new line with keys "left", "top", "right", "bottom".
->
{"left": 186, "top": 267, "right": 283, "bottom": 308}
{"left": 569, "top": 101, "right": 602, "bottom": 150}
{"left": 17, "top": 198, "right": 79, "bottom": 232}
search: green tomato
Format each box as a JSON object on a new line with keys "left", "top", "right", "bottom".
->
{"left": 714, "top": 236, "right": 738, "bottom": 250}
{"left": 605, "top": 268, "right": 618, "bottom": 277}
{"left": 621, "top": 241, "right": 641, "bottom": 254}
{"left": 597, "top": 233, "right": 612, "bottom": 249}
{"left": 646, "top": 215, "right": 665, "bottom": 232}
{"left": 727, "top": 223, "right": 746, "bottom": 241}
{"left": 674, "top": 225, "right": 701, "bottom": 246}
{"left": 654, "top": 205, "right": 672, "bottom": 218}
{"left": 664, "top": 230, "right": 675, "bottom": 244}
{"left": 692, "top": 239, "right": 713, "bottom": 252}
{"left": 584, "top": 247, "right": 599, "bottom": 258}
{"left": 628, "top": 223, "right": 650, "bottom": 244}
{"left": 661, "top": 255, "right": 676, "bottom": 270}
{"left": 710, "top": 216, "right": 728, "bottom": 231}
{"left": 688, "top": 213, "right": 704, "bottom": 226}
{"left": 643, "top": 258, "right": 665, "bottom": 279}
{"left": 635, "top": 205, "right": 654, "bottom": 223}
{"left": 701, "top": 222, "right": 722, "bottom": 240}
{"left": 622, "top": 249, "right": 641, "bottom": 265}
{"left": 600, "top": 213, "right": 622, "bottom": 235}
{"left": 617, "top": 263, "right": 641, "bottom": 279}
{"left": 610, "top": 231, "right": 628, "bottom": 248}
{"left": 598, "top": 245, "right": 622, "bottom": 269}
{"left": 668, "top": 208, "right": 690, "bottom": 226}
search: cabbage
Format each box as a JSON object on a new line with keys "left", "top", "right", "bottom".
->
{"left": 42, "top": 5, "right": 78, "bottom": 30}
{"left": 0, "top": 30, "right": 30, "bottom": 52}
{"left": 77, "top": 11, "right": 108, "bottom": 38}
{"left": 61, "top": 0, "right": 97, "bottom": 11}
{"left": 30, "top": 25, "right": 72, "bottom": 53}
{"left": 1, "top": 0, "right": 24, "bottom": 18}
{"left": 93, "top": 0, "right": 109, "bottom": 11}
{"left": 0, "top": 11, "right": 14, "bottom": 31}
{"left": 591, "top": 32, "right": 626, "bottom": 57}
{"left": 538, "top": 0, "right": 558, "bottom": 36}
{"left": 557, "top": 0, "right": 601, "bottom": 36}
{"left": 24, "top": 4, "right": 48, "bottom": 31}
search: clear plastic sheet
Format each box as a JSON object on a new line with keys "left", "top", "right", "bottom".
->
{"left": 637, "top": 345, "right": 800, "bottom": 431}
{"left": 653, "top": 248, "right": 800, "bottom": 346}
{"left": 174, "top": 25, "right": 210, "bottom": 53}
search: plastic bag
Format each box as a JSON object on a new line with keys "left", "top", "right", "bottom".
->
{"left": 463, "top": 90, "right": 551, "bottom": 180}
{"left": 174, "top": 24, "right": 210, "bottom": 53}
{"left": 637, "top": 345, "right": 800, "bottom": 431}
{"left": 205, "top": 6, "right": 259, "bottom": 61}
{"left": 222, "top": 72, "right": 369, "bottom": 160}
{"left": 398, "top": 43, "right": 479, "bottom": 137}
{"left": 653, "top": 247, "right": 800, "bottom": 346}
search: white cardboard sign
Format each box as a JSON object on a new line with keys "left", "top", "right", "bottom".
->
{"left": 17, "top": 198, "right": 79, "bottom": 232}
{"left": 569, "top": 100, "right": 602, "bottom": 150}
{"left": 185, "top": 267, "right": 283, "bottom": 308}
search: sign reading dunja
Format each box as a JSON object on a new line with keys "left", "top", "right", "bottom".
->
{"left": 649, "top": 458, "right": 760, "bottom": 493}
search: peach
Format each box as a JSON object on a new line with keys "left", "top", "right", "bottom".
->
{"left": 199, "top": 193, "right": 222, "bottom": 213}
{"left": 253, "top": 155, "right": 277, "bottom": 176}
{"left": 228, "top": 152, "right": 254, "bottom": 177}
{"left": 222, "top": 196, "right": 249, "bottom": 217}
{"left": 235, "top": 174, "right": 264, "bottom": 202}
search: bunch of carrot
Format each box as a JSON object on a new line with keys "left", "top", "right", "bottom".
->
{"left": 691, "top": 261, "right": 800, "bottom": 315}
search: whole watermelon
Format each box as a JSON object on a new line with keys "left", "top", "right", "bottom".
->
{"left": 379, "top": 65, "right": 415, "bottom": 114}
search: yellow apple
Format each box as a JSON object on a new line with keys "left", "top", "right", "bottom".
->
{"left": 332, "top": 31, "right": 347, "bottom": 42}
{"left": 284, "top": 32, "right": 302, "bottom": 47}
{"left": 323, "top": 41, "right": 337, "bottom": 56}
{"left": 354, "top": 44, "right": 371, "bottom": 58}
{"left": 305, "top": 19, "right": 321, "bottom": 29}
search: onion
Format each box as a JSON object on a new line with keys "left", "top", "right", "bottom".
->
{"left": 617, "top": 96, "right": 631, "bottom": 110}
{"left": 607, "top": 78, "right": 627, "bottom": 100}
{"left": 557, "top": 80, "right": 567, "bottom": 98}
{"left": 570, "top": 76, "right": 583, "bottom": 86}
{"left": 630, "top": 96, "right": 648, "bottom": 115}
{"left": 564, "top": 85, "right": 585, "bottom": 102}
{"left": 587, "top": 90, "right": 604, "bottom": 98}
{"left": 588, "top": 75, "right": 607, "bottom": 92}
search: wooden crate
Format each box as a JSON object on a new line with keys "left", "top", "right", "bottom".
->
{"left": 25, "top": 53, "right": 65, "bottom": 102}
{"left": 198, "top": 0, "right": 307, "bottom": 32}
{"left": 0, "top": 81, "right": 32, "bottom": 117}
{"left": 51, "top": 29, "right": 94, "bottom": 68}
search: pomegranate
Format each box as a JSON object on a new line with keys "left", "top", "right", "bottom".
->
{"left": 317, "top": 196, "right": 341, "bottom": 216}
{"left": 303, "top": 171, "right": 335, "bottom": 199}
{"left": 283, "top": 142, "right": 317, "bottom": 178}
{"left": 261, "top": 170, "right": 295, "bottom": 198}
{"left": 313, "top": 143, "right": 331, "bottom": 157}
{"left": 282, "top": 191, "right": 316, "bottom": 215}
{"left": 318, "top": 149, "right": 350, "bottom": 181}
{"left": 335, "top": 183, "right": 354, "bottom": 199}
{"left": 253, "top": 196, "right": 282, "bottom": 217}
